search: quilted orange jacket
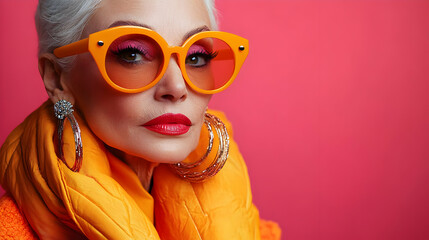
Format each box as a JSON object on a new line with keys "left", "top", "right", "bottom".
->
{"left": 0, "top": 195, "right": 281, "bottom": 239}
{"left": 0, "top": 102, "right": 281, "bottom": 239}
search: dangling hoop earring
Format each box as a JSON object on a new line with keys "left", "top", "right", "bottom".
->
{"left": 54, "top": 100, "right": 83, "bottom": 172}
{"left": 171, "top": 113, "right": 230, "bottom": 182}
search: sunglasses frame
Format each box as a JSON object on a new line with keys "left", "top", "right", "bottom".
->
{"left": 54, "top": 26, "right": 249, "bottom": 94}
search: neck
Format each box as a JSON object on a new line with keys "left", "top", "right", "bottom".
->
{"left": 124, "top": 156, "right": 159, "bottom": 192}
{"left": 107, "top": 146, "right": 159, "bottom": 192}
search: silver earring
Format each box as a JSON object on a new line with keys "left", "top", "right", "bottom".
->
{"left": 171, "top": 113, "right": 230, "bottom": 182}
{"left": 54, "top": 100, "right": 83, "bottom": 172}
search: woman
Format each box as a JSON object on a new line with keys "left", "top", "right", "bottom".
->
{"left": 0, "top": 0, "right": 280, "bottom": 239}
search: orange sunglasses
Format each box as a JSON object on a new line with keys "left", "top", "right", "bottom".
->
{"left": 54, "top": 26, "right": 249, "bottom": 94}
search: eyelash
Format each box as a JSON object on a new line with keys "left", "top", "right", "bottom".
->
{"left": 110, "top": 45, "right": 149, "bottom": 61}
{"left": 109, "top": 45, "right": 218, "bottom": 65}
{"left": 187, "top": 50, "right": 218, "bottom": 59}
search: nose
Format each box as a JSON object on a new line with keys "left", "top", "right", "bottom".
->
{"left": 154, "top": 57, "right": 187, "bottom": 102}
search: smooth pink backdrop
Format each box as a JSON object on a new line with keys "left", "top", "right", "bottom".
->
{"left": 1, "top": 0, "right": 429, "bottom": 239}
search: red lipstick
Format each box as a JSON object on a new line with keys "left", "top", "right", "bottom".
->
{"left": 143, "top": 113, "right": 192, "bottom": 135}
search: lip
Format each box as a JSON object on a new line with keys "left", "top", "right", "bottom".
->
{"left": 142, "top": 113, "right": 192, "bottom": 135}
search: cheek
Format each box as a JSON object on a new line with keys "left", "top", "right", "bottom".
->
{"left": 189, "top": 93, "right": 212, "bottom": 141}
{"left": 191, "top": 92, "right": 212, "bottom": 113}
{"left": 68, "top": 54, "right": 108, "bottom": 107}
{"left": 66, "top": 54, "right": 135, "bottom": 132}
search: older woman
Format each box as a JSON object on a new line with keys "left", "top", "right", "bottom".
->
{"left": 0, "top": 0, "right": 280, "bottom": 239}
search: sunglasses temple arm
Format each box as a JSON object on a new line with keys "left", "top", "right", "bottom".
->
{"left": 54, "top": 38, "right": 89, "bottom": 58}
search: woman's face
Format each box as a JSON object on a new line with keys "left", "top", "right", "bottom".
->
{"left": 64, "top": 0, "right": 213, "bottom": 163}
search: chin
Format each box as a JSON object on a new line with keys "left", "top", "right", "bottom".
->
{"left": 143, "top": 149, "right": 193, "bottom": 164}
{"left": 136, "top": 132, "right": 201, "bottom": 164}
{"left": 126, "top": 141, "right": 195, "bottom": 164}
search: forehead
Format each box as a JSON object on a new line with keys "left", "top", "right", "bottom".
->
{"left": 85, "top": 0, "right": 211, "bottom": 44}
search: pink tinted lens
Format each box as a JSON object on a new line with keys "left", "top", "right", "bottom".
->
{"left": 105, "top": 34, "right": 163, "bottom": 89}
{"left": 185, "top": 37, "right": 235, "bottom": 91}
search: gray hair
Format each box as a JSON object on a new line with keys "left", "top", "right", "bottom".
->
{"left": 35, "top": 0, "right": 218, "bottom": 69}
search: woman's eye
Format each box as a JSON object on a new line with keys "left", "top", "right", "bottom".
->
{"left": 117, "top": 49, "right": 143, "bottom": 63}
{"left": 185, "top": 52, "right": 217, "bottom": 68}
{"left": 186, "top": 54, "right": 207, "bottom": 67}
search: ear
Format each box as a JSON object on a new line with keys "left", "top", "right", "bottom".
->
{"left": 38, "top": 53, "right": 75, "bottom": 104}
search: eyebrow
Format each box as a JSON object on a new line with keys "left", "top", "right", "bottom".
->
{"left": 109, "top": 20, "right": 153, "bottom": 29}
{"left": 108, "top": 20, "right": 211, "bottom": 43}
{"left": 182, "top": 25, "right": 211, "bottom": 42}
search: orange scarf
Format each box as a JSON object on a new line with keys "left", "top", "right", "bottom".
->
{"left": 0, "top": 101, "right": 261, "bottom": 239}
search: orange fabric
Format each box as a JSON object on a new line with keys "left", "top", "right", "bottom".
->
{"left": 0, "top": 101, "right": 280, "bottom": 239}
{"left": 0, "top": 193, "right": 281, "bottom": 240}
{"left": 260, "top": 220, "right": 282, "bottom": 240}
{"left": 0, "top": 194, "right": 37, "bottom": 240}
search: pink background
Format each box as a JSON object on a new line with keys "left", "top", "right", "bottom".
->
{"left": 1, "top": 0, "right": 429, "bottom": 239}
